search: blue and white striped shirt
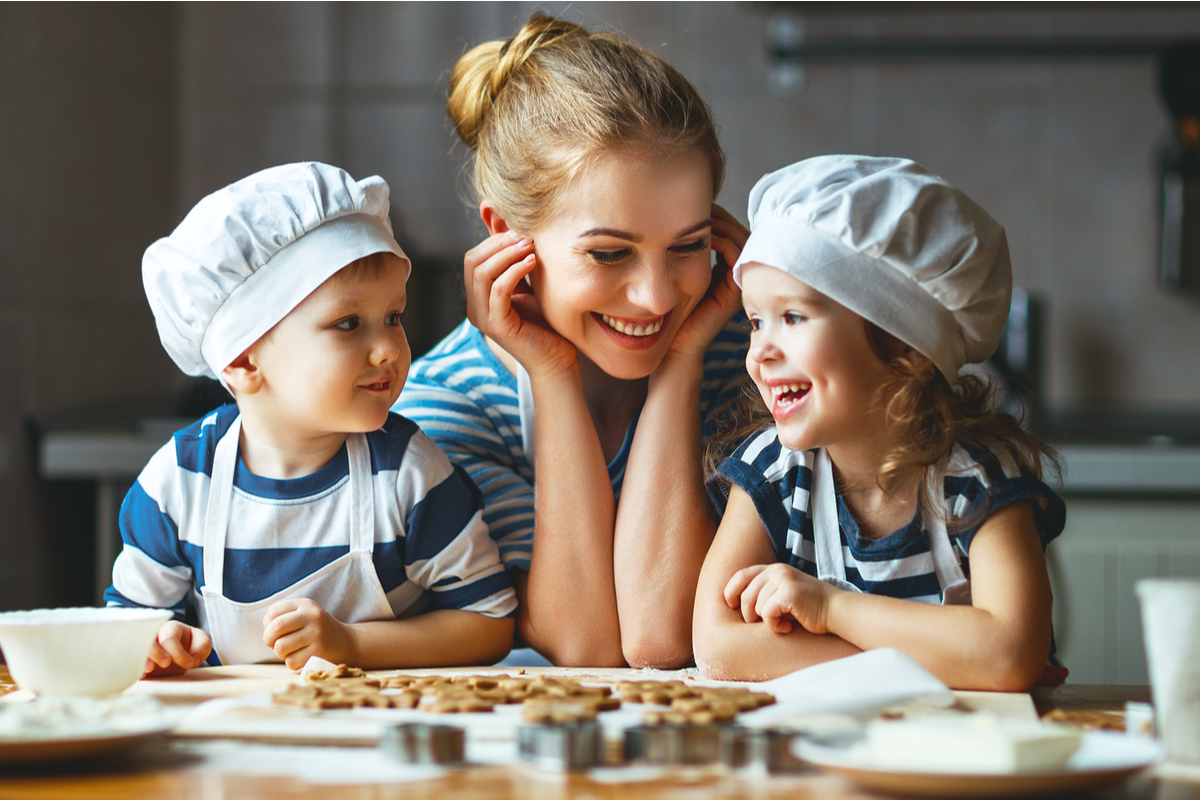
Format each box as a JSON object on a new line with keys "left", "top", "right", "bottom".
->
{"left": 712, "top": 428, "right": 1065, "bottom": 603}
{"left": 394, "top": 318, "right": 751, "bottom": 571}
{"left": 106, "top": 407, "right": 517, "bottom": 639}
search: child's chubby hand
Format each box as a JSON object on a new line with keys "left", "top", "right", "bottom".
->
{"left": 144, "top": 620, "right": 212, "bottom": 678}
{"left": 724, "top": 563, "right": 835, "bottom": 636}
{"left": 262, "top": 598, "right": 355, "bottom": 670}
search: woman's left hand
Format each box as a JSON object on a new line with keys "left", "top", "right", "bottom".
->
{"left": 661, "top": 204, "right": 748, "bottom": 366}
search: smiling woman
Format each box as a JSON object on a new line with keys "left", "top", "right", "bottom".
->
{"left": 394, "top": 13, "right": 751, "bottom": 668}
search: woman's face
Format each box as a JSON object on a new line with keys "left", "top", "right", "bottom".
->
{"left": 526, "top": 148, "right": 715, "bottom": 380}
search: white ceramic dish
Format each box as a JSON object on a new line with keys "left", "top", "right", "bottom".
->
{"left": 797, "top": 730, "right": 1160, "bottom": 797}
{"left": 0, "top": 607, "right": 172, "bottom": 697}
{"left": 0, "top": 695, "right": 177, "bottom": 765}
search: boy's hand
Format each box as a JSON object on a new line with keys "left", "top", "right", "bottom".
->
{"left": 723, "top": 563, "right": 834, "bottom": 635}
{"left": 143, "top": 620, "right": 212, "bottom": 678}
{"left": 263, "top": 598, "right": 355, "bottom": 670}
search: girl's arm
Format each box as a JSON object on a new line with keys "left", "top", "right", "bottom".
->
{"left": 465, "top": 230, "right": 625, "bottom": 666}
{"left": 613, "top": 206, "right": 747, "bottom": 668}
{"left": 732, "top": 500, "right": 1053, "bottom": 691}
{"left": 692, "top": 485, "right": 861, "bottom": 680}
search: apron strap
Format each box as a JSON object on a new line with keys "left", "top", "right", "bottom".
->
{"left": 812, "top": 448, "right": 854, "bottom": 588}
{"left": 516, "top": 361, "right": 536, "bottom": 470}
{"left": 345, "top": 433, "right": 374, "bottom": 555}
{"left": 202, "top": 415, "right": 242, "bottom": 597}
{"left": 924, "top": 471, "right": 972, "bottom": 606}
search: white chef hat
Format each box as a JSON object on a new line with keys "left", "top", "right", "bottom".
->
{"left": 732, "top": 156, "right": 1011, "bottom": 384}
{"left": 143, "top": 162, "right": 410, "bottom": 381}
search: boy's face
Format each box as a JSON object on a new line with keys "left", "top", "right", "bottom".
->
{"left": 741, "top": 263, "right": 890, "bottom": 453}
{"left": 246, "top": 256, "right": 410, "bottom": 437}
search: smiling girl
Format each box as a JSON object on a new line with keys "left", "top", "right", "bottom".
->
{"left": 693, "top": 156, "right": 1067, "bottom": 690}
{"left": 394, "top": 15, "right": 749, "bottom": 667}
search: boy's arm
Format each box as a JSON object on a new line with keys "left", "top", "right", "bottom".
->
{"left": 813, "top": 500, "right": 1053, "bottom": 691}
{"left": 261, "top": 599, "right": 513, "bottom": 670}
{"left": 693, "top": 485, "right": 860, "bottom": 681}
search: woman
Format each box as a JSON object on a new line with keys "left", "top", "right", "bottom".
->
{"left": 395, "top": 14, "right": 748, "bottom": 667}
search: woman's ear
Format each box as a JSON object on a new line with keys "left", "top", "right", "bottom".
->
{"left": 221, "top": 352, "right": 264, "bottom": 395}
{"left": 479, "top": 201, "right": 511, "bottom": 236}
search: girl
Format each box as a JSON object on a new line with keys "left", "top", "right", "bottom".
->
{"left": 395, "top": 14, "right": 749, "bottom": 667}
{"left": 693, "top": 156, "right": 1066, "bottom": 690}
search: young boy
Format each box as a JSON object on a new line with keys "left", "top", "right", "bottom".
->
{"left": 107, "top": 162, "right": 517, "bottom": 673}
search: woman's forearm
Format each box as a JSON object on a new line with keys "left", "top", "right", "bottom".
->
{"left": 521, "top": 366, "right": 624, "bottom": 666}
{"left": 614, "top": 357, "right": 714, "bottom": 668}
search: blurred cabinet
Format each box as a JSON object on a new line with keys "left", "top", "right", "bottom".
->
{"left": 1050, "top": 498, "right": 1200, "bottom": 685}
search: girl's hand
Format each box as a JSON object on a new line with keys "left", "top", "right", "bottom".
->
{"left": 464, "top": 230, "right": 578, "bottom": 376}
{"left": 661, "top": 204, "right": 747, "bottom": 366}
{"left": 723, "top": 563, "right": 834, "bottom": 635}
{"left": 143, "top": 620, "right": 212, "bottom": 677}
{"left": 263, "top": 598, "right": 355, "bottom": 670}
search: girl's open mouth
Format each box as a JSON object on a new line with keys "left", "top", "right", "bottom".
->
{"left": 770, "top": 382, "right": 811, "bottom": 417}
{"left": 360, "top": 379, "right": 392, "bottom": 392}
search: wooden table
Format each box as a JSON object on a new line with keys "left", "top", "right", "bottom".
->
{"left": 0, "top": 666, "right": 1188, "bottom": 799}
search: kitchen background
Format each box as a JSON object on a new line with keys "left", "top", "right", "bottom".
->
{"left": 2, "top": 2, "right": 1199, "bottom": 684}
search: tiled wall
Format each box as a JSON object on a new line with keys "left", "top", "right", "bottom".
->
{"left": 4, "top": 3, "right": 1200, "bottom": 626}
{"left": 0, "top": 5, "right": 179, "bottom": 608}
{"left": 176, "top": 1, "right": 1200, "bottom": 408}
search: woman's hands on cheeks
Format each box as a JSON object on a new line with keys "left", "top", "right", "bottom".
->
{"left": 143, "top": 620, "right": 212, "bottom": 677}
{"left": 661, "top": 204, "right": 748, "bottom": 366}
{"left": 464, "top": 230, "right": 578, "bottom": 378}
{"left": 263, "top": 598, "right": 355, "bottom": 670}
{"left": 724, "top": 563, "right": 835, "bottom": 636}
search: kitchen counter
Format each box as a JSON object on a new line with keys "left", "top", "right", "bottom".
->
{"left": 0, "top": 665, "right": 1182, "bottom": 799}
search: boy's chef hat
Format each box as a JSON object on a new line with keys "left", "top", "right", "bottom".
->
{"left": 732, "top": 156, "right": 1011, "bottom": 384}
{"left": 143, "top": 162, "right": 410, "bottom": 381}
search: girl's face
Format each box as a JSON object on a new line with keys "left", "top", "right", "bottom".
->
{"left": 741, "top": 263, "right": 891, "bottom": 453}
{"left": 526, "top": 148, "right": 715, "bottom": 380}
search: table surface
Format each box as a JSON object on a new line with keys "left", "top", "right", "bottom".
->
{"left": 0, "top": 665, "right": 1181, "bottom": 799}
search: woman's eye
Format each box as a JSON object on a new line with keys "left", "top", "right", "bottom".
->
{"left": 333, "top": 316, "right": 360, "bottom": 331}
{"left": 385, "top": 311, "right": 405, "bottom": 327}
{"left": 588, "top": 249, "right": 630, "bottom": 265}
{"left": 670, "top": 239, "right": 708, "bottom": 256}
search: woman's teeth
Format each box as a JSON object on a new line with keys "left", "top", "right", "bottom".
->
{"left": 600, "top": 314, "right": 663, "bottom": 337}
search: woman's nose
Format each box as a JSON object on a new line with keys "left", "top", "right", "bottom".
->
{"left": 626, "top": 256, "right": 676, "bottom": 314}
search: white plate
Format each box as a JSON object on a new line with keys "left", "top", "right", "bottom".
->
{"left": 0, "top": 719, "right": 175, "bottom": 765}
{"left": 797, "top": 731, "right": 1160, "bottom": 797}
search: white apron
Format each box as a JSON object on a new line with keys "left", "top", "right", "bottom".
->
{"left": 810, "top": 448, "right": 972, "bottom": 606}
{"left": 198, "top": 416, "right": 394, "bottom": 664}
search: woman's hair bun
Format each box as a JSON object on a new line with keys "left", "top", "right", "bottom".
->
{"left": 447, "top": 13, "right": 581, "bottom": 149}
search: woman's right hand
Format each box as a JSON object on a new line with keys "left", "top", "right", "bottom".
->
{"left": 464, "top": 231, "right": 578, "bottom": 376}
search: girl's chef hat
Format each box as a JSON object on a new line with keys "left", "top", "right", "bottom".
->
{"left": 732, "top": 156, "right": 1011, "bottom": 384}
{"left": 143, "top": 162, "right": 409, "bottom": 381}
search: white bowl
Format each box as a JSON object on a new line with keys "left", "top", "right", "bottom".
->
{"left": 0, "top": 607, "right": 172, "bottom": 697}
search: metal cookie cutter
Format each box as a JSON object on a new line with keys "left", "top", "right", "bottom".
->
{"left": 518, "top": 721, "right": 604, "bottom": 770}
{"left": 624, "top": 724, "right": 724, "bottom": 765}
{"left": 382, "top": 722, "right": 465, "bottom": 766}
{"left": 718, "top": 726, "right": 807, "bottom": 773}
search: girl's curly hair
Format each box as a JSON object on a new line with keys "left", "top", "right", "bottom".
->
{"left": 705, "top": 321, "right": 1061, "bottom": 515}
